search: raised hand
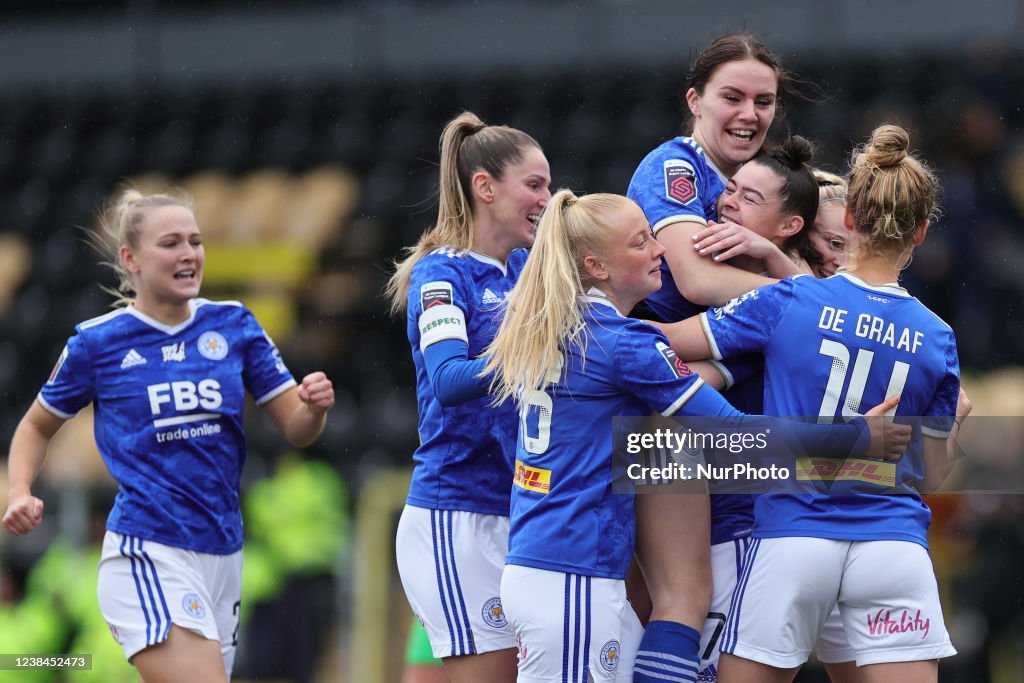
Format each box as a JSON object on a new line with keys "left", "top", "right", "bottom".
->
{"left": 297, "top": 371, "right": 335, "bottom": 414}
{"left": 2, "top": 494, "right": 44, "bottom": 535}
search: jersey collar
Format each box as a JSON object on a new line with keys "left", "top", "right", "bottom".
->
{"left": 467, "top": 250, "right": 509, "bottom": 275}
{"left": 687, "top": 136, "right": 728, "bottom": 185}
{"left": 836, "top": 272, "right": 911, "bottom": 298}
{"left": 126, "top": 298, "right": 199, "bottom": 335}
{"left": 582, "top": 287, "right": 625, "bottom": 316}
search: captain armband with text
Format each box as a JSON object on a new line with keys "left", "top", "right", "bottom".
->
{"left": 418, "top": 281, "right": 469, "bottom": 351}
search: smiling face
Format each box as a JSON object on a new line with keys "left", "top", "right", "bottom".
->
{"left": 687, "top": 58, "right": 778, "bottom": 176}
{"left": 587, "top": 201, "right": 665, "bottom": 312}
{"left": 808, "top": 200, "right": 851, "bottom": 277}
{"left": 717, "top": 161, "right": 792, "bottom": 243}
{"left": 121, "top": 204, "right": 204, "bottom": 315}
{"left": 485, "top": 145, "right": 552, "bottom": 251}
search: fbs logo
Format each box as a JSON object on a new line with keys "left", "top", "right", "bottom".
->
{"left": 147, "top": 379, "right": 223, "bottom": 416}
{"left": 513, "top": 460, "right": 551, "bottom": 494}
{"left": 120, "top": 349, "right": 147, "bottom": 369}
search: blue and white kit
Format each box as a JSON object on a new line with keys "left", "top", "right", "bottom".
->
{"left": 503, "top": 292, "right": 720, "bottom": 682}
{"left": 397, "top": 247, "right": 528, "bottom": 658}
{"left": 703, "top": 273, "right": 959, "bottom": 667}
{"left": 404, "top": 247, "right": 528, "bottom": 515}
{"left": 39, "top": 297, "right": 295, "bottom": 668}
{"left": 40, "top": 298, "right": 295, "bottom": 554}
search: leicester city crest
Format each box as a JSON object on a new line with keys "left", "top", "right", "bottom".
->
{"left": 481, "top": 596, "right": 508, "bottom": 628}
{"left": 182, "top": 592, "right": 207, "bottom": 619}
{"left": 197, "top": 331, "right": 229, "bottom": 360}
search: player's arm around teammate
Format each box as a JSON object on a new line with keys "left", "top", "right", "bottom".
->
{"left": 4, "top": 189, "right": 333, "bottom": 683}
{"left": 624, "top": 38, "right": 814, "bottom": 681}
{"left": 481, "top": 190, "right": 901, "bottom": 683}
{"left": 691, "top": 126, "right": 958, "bottom": 683}
{"left": 627, "top": 33, "right": 804, "bottom": 319}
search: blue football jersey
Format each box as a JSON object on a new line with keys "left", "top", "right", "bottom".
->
{"left": 405, "top": 248, "right": 528, "bottom": 516}
{"left": 39, "top": 299, "right": 296, "bottom": 554}
{"left": 505, "top": 294, "right": 708, "bottom": 580}
{"left": 701, "top": 274, "right": 960, "bottom": 547}
{"left": 627, "top": 136, "right": 728, "bottom": 322}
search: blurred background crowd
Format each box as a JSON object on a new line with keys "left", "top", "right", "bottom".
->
{"left": 0, "top": 1, "right": 1021, "bottom": 681}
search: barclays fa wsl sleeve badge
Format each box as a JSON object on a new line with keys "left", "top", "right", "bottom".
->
{"left": 663, "top": 159, "right": 698, "bottom": 205}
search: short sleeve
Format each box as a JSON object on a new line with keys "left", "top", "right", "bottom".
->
{"left": 240, "top": 308, "right": 296, "bottom": 404}
{"left": 922, "top": 330, "right": 960, "bottom": 438}
{"left": 627, "top": 141, "right": 718, "bottom": 235}
{"left": 38, "top": 334, "right": 95, "bottom": 418}
{"left": 700, "top": 279, "right": 798, "bottom": 360}
{"left": 409, "top": 253, "right": 472, "bottom": 352}
{"left": 614, "top": 320, "right": 706, "bottom": 417}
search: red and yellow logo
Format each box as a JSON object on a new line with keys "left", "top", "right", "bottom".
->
{"left": 795, "top": 457, "right": 896, "bottom": 486}
{"left": 514, "top": 460, "right": 551, "bottom": 494}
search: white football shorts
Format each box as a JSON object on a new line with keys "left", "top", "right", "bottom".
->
{"left": 501, "top": 564, "right": 644, "bottom": 683}
{"left": 396, "top": 504, "right": 516, "bottom": 659}
{"left": 703, "top": 538, "right": 854, "bottom": 680}
{"left": 97, "top": 531, "right": 242, "bottom": 675}
{"left": 698, "top": 536, "right": 752, "bottom": 680}
{"left": 722, "top": 536, "right": 955, "bottom": 668}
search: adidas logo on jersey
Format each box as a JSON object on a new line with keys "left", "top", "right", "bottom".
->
{"left": 481, "top": 288, "right": 503, "bottom": 305}
{"left": 120, "top": 349, "right": 147, "bottom": 369}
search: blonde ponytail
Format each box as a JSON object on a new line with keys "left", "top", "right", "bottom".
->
{"left": 385, "top": 112, "right": 541, "bottom": 315}
{"left": 483, "top": 190, "right": 634, "bottom": 405}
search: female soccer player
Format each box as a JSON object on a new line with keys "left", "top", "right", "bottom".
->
{"left": 693, "top": 166, "right": 971, "bottom": 683}
{"left": 627, "top": 32, "right": 806, "bottom": 322}
{"left": 661, "top": 125, "right": 959, "bottom": 683}
{"left": 806, "top": 170, "right": 854, "bottom": 278}
{"left": 2, "top": 189, "right": 335, "bottom": 683}
{"left": 385, "top": 111, "right": 551, "bottom": 683}
{"left": 625, "top": 34, "right": 812, "bottom": 676}
{"left": 671, "top": 136, "right": 824, "bottom": 682}
{"left": 482, "top": 190, "right": 905, "bottom": 683}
